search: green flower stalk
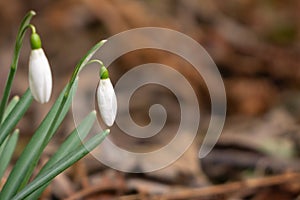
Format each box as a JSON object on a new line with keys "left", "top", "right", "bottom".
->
{"left": 0, "top": 11, "right": 36, "bottom": 122}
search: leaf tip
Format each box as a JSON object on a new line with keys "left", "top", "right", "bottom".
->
{"left": 14, "top": 128, "right": 20, "bottom": 135}
{"left": 30, "top": 10, "right": 36, "bottom": 16}
{"left": 13, "top": 96, "right": 20, "bottom": 101}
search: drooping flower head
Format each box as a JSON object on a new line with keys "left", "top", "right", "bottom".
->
{"left": 97, "top": 65, "right": 117, "bottom": 126}
{"left": 28, "top": 29, "right": 52, "bottom": 104}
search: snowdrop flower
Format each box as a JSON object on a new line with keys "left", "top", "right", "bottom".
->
{"left": 97, "top": 66, "right": 117, "bottom": 126}
{"left": 28, "top": 31, "right": 52, "bottom": 104}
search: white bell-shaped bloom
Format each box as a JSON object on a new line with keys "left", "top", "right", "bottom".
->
{"left": 97, "top": 78, "right": 117, "bottom": 126}
{"left": 29, "top": 48, "right": 52, "bottom": 103}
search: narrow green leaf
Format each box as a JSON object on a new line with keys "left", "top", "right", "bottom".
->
{"left": 20, "top": 39, "right": 106, "bottom": 199}
{"left": 1, "top": 40, "right": 106, "bottom": 199}
{"left": 23, "top": 79, "right": 78, "bottom": 189}
{"left": 0, "top": 81, "right": 77, "bottom": 200}
{"left": 43, "top": 110, "right": 97, "bottom": 167}
{"left": 12, "top": 129, "right": 110, "bottom": 200}
{"left": 0, "top": 89, "right": 32, "bottom": 146}
{"left": 65, "top": 39, "right": 106, "bottom": 97}
{"left": 76, "top": 39, "right": 107, "bottom": 74}
{"left": 0, "top": 10, "right": 36, "bottom": 122}
{"left": 0, "top": 129, "right": 19, "bottom": 181}
{"left": 3, "top": 96, "right": 20, "bottom": 123}
{"left": 25, "top": 111, "right": 97, "bottom": 200}
{"left": 0, "top": 137, "right": 8, "bottom": 158}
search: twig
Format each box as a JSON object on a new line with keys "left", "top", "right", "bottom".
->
{"left": 64, "top": 179, "right": 124, "bottom": 200}
{"left": 117, "top": 172, "right": 300, "bottom": 200}
{"left": 160, "top": 172, "right": 300, "bottom": 199}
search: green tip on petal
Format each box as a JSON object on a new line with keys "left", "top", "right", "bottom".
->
{"left": 100, "top": 66, "right": 109, "bottom": 79}
{"left": 30, "top": 32, "right": 42, "bottom": 49}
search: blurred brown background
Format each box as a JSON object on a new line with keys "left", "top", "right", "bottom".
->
{"left": 1, "top": 0, "right": 300, "bottom": 199}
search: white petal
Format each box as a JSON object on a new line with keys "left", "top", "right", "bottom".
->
{"left": 97, "top": 79, "right": 117, "bottom": 126}
{"left": 29, "top": 49, "right": 52, "bottom": 104}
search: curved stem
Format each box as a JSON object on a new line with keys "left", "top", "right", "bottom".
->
{"left": 58, "top": 39, "right": 107, "bottom": 114}
{"left": 27, "top": 24, "right": 36, "bottom": 34}
{"left": 64, "top": 39, "right": 107, "bottom": 98}
{"left": 0, "top": 10, "right": 36, "bottom": 123}
{"left": 87, "top": 59, "right": 104, "bottom": 66}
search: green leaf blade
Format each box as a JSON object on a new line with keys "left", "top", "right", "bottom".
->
{"left": 25, "top": 110, "right": 97, "bottom": 199}
{"left": 0, "top": 129, "right": 19, "bottom": 181}
{"left": 12, "top": 129, "right": 110, "bottom": 200}
{"left": 3, "top": 96, "right": 20, "bottom": 122}
{"left": 0, "top": 81, "right": 77, "bottom": 200}
{"left": 0, "top": 89, "right": 33, "bottom": 146}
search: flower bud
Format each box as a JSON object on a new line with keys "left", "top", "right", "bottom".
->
{"left": 29, "top": 46, "right": 52, "bottom": 103}
{"left": 97, "top": 67, "right": 117, "bottom": 126}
